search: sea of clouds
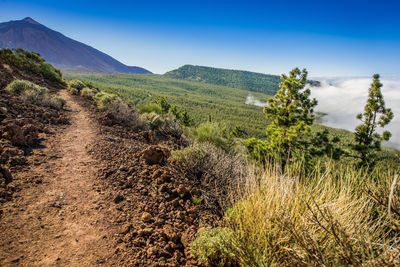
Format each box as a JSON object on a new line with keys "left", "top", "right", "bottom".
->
{"left": 245, "top": 77, "right": 400, "bottom": 149}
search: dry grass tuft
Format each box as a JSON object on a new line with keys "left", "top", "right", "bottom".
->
{"left": 192, "top": 161, "right": 400, "bottom": 266}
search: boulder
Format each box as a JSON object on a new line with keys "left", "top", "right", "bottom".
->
{"left": 141, "top": 146, "right": 170, "bottom": 164}
{"left": 4, "top": 123, "right": 38, "bottom": 146}
{"left": 5, "top": 123, "right": 25, "bottom": 146}
{"left": 0, "top": 165, "right": 12, "bottom": 184}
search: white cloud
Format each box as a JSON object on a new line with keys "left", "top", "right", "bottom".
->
{"left": 244, "top": 78, "right": 400, "bottom": 149}
{"left": 245, "top": 93, "right": 266, "bottom": 107}
{"left": 310, "top": 78, "right": 400, "bottom": 148}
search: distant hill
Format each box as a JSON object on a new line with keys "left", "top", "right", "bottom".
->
{"left": 165, "top": 65, "right": 321, "bottom": 95}
{"left": 0, "top": 17, "right": 151, "bottom": 74}
{"left": 164, "top": 65, "right": 282, "bottom": 95}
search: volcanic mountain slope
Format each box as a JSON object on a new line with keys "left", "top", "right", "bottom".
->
{"left": 0, "top": 17, "right": 151, "bottom": 74}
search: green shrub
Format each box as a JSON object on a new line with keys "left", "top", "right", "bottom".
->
{"left": 6, "top": 79, "right": 66, "bottom": 110}
{"left": 243, "top": 137, "right": 270, "bottom": 164}
{"left": 68, "top": 80, "right": 86, "bottom": 95}
{"left": 106, "top": 99, "right": 146, "bottom": 128}
{"left": 40, "top": 63, "right": 63, "bottom": 83}
{"left": 142, "top": 112, "right": 182, "bottom": 137}
{"left": 0, "top": 48, "right": 63, "bottom": 84}
{"left": 93, "top": 91, "right": 119, "bottom": 110}
{"left": 49, "top": 96, "right": 66, "bottom": 110}
{"left": 191, "top": 228, "right": 237, "bottom": 267}
{"left": 139, "top": 102, "right": 163, "bottom": 114}
{"left": 189, "top": 122, "right": 233, "bottom": 152}
{"left": 80, "top": 87, "right": 96, "bottom": 98}
{"left": 5, "top": 80, "right": 37, "bottom": 95}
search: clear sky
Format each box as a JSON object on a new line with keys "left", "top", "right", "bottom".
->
{"left": 1, "top": 0, "right": 400, "bottom": 76}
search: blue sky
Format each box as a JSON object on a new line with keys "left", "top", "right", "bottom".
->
{"left": 1, "top": 0, "right": 400, "bottom": 76}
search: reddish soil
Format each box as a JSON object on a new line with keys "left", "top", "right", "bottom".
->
{"left": 0, "top": 54, "right": 223, "bottom": 266}
{"left": 0, "top": 85, "right": 221, "bottom": 266}
{"left": 0, "top": 90, "right": 121, "bottom": 265}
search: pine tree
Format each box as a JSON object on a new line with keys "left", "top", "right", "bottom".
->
{"left": 352, "top": 74, "right": 394, "bottom": 167}
{"left": 264, "top": 68, "right": 317, "bottom": 168}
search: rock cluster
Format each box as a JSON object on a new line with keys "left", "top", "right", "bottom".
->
{"left": 88, "top": 109, "right": 222, "bottom": 266}
{"left": 0, "top": 61, "right": 69, "bottom": 204}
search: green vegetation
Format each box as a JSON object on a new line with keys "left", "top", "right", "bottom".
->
{"left": 186, "top": 70, "right": 398, "bottom": 266}
{"left": 151, "top": 96, "right": 194, "bottom": 127}
{"left": 67, "top": 79, "right": 86, "bottom": 95}
{"left": 190, "top": 227, "right": 236, "bottom": 266}
{"left": 0, "top": 48, "right": 63, "bottom": 83}
{"left": 165, "top": 65, "right": 321, "bottom": 95}
{"left": 164, "top": 64, "right": 281, "bottom": 95}
{"left": 80, "top": 87, "right": 97, "bottom": 98}
{"left": 64, "top": 71, "right": 398, "bottom": 266}
{"left": 93, "top": 91, "right": 119, "bottom": 110}
{"left": 63, "top": 71, "right": 271, "bottom": 137}
{"left": 242, "top": 68, "right": 344, "bottom": 170}
{"left": 351, "top": 74, "right": 394, "bottom": 168}
{"left": 5, "top": 79, "right": 38, "bottom": 95}
{"left": 263, "top": 68, "right": 318, "bottom": 168}
{"left": 194, "top": 163, "right": 400, "bottom": 266}
{"left": 6, "top": 79, "right": 66, "bottom": 110}
{"left": 187, "top": 122, "right": 234, "bottom": 152}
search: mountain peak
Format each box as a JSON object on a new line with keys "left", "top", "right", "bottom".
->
{"left": 22, "top": 17, "right": 40, "bottom": 25}
{"left": 0, "top": 18, "right": 151, "bottom": 74}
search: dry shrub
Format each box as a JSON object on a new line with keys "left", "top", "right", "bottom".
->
{"left": 7, "top": 79, "right": 66, "bottom": 110}
{"left": 195, "top": 163, "right": 400, "bottom": 266}
{"left": 171, "top": 142, "right": 246, "bottom": 211}
{"left": 143, "top": 112, "right": 183, "bottom": 138}
{"left": 105, "top": 99, "right": 146, "bottom": 128}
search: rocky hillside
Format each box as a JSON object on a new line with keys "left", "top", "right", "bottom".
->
{"left": 0, "top": 18, "right": 151, "bottom": 74}
{"left": 0, "top": 49, "right": 224, "bottom": 265}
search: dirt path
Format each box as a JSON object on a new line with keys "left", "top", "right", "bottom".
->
{"left": 0, "top": 90, "right": 119, "bottom": 266}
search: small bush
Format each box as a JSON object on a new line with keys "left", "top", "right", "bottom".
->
{"left": 243, "top": 137, "right": 270, "bottom": 164}
{"left": 6, "top": 79, "right": 66, "bottom": 110}
{"left": 68, "top": 80, "right": 86, "bottom": 95}
{"left": 93, "top": 92, "right": 119, "bottom": 110}
{"left": 0, "top": 48, "right": 63, "bottom": 84}
{"left": 40, "top": 63, "right": 63, "bottom": 83}
{"left": 80, "top": 87, "right": 97, "bottom": 99}
{"left": 143, "top": 112, "right": 182, "bottom": 137}
{"left": 90, "top": 91, "right": 146, "bottom": 128}
{"left": 189, "top": 122, "right": 234, "bottom": 152}
{"left": 139, "top": 102, "right": 163, "bottom": 114}
{"left": 48, "top": 96, "right": 66, "bottom": 110}
{"left": 191, "top": 228, "right": 237, "bottom": 267}
{"left": 6, "top": 80, "right": 37, "bottom": 95}
{"left": 106, "top": 99, "right": 146, "bottom": 128}
{"left": 21, "top": 88, "right": 45, "bottom": 105}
